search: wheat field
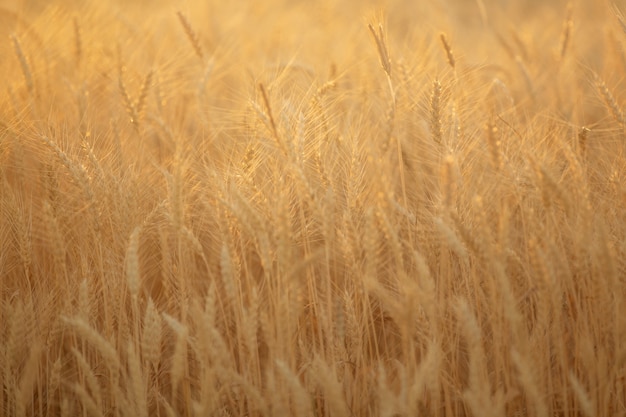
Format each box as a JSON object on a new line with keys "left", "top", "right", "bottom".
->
{"left": 1, "top": 0, "right": 625, "bottom": 415}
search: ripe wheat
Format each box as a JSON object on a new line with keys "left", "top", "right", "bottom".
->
{"left": 1, "top": 1, "right": 625, "bottom": 416}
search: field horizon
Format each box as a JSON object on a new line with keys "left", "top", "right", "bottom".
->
{"left": 1, "top": 0, "right": 626, "bottom": 416}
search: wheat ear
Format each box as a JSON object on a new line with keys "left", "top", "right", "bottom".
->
{"left": 485, "top": 119, "right": 502, "bottom": 170}
{"left": 511, "top": 349, "right": 548, "bottom": 417}
{"left": 15, "top": 341, "right": 42, "bottom": 417}
{"left": 569, "top": 372, "right": 595, "bottom": 417}
{"left": 578, "top": 126, "right": 590, "bottom": 154}
{"left": 439, "top": 32, "right": 456, "bottom": 69}
{"left": 42, "top": 200, "right": 67, "bottom": 283}
{"left": 141, "top": 298, "right": 162, "bottom": 371}
{"left": 559, "top": 3, "right": 573, "bottom": 61}
{"left": 430, "top": 79, "right": 443, "bottom": 146}
{"left": 595, "top": 74, "right": 625, "bottom": 127}
{"left": 614, "top": 3, "right": 626, "bottom": 34}
{"left": 368, "top": 23, "right": 392, "bottom": 76}
{"left": 71, "top": 347, "right": 103, "bottom": 411}
{"left": 259, "top": 83, "right": 288, "bottom": 156}
{"left": 11, "top": 34, "right": 33, "bottom": 95}
{"left": 73, "top": 16, "right": 82, "bottom": 68}
{"left": 134, "top": 71, "right": 153, "bottom": 126}
{"left": 62, "top": 316, "right": 121, "bottom": 380}
{"left": 177, "top": 11, "right": 204, "bottom": 60}
{"left": 162, "top": 313, "right": 189, "bottom": 397}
